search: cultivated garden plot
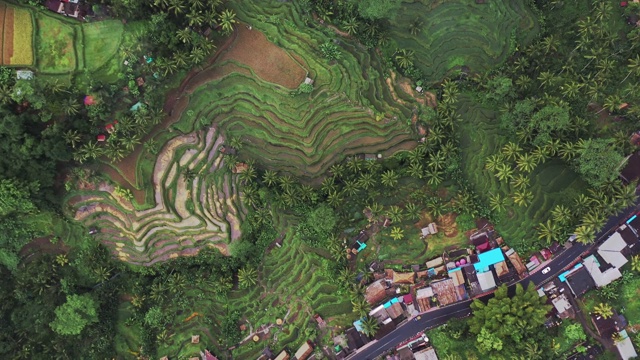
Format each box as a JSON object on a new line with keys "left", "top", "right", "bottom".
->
{"left": 391, "top": 0, "right": 538, "bottom": 82}
{"left": 0, "top": 3, "right": 35, "bottom": 66}
{"left": 67, "top": 127, "right": 246, "bottom": 265}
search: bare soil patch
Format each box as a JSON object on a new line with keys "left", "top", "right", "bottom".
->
{"left": 437, "top": 213, "right": 459, "bottom": 238}
{"left": 220, "top": 25, "right": 306, "bottom": 89}
{"left": 3, "top": 7, "right": 14, "bottom": 65}
{"left": 99, "top": 163, "right": 146, "bottom": 205}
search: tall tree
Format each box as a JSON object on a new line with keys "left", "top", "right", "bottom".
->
{"left": 49, "top": 294, "right": 99, "bottom": 336}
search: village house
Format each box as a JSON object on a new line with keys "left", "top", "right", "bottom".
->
{"left": 293, "top": 340, "right": 314, "bottom": 360}
{"left": 615, "top": 330, "right": 638, "bottom": 360}
{"left": 583, "top": 254, "right": 622, "bottom": 288}
{"left": 562, "top": 264, "right": 596, "bottom": 297}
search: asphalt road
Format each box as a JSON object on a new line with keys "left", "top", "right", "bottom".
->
{"left": 349, "top": 204, "right": 640, "bottom": 360}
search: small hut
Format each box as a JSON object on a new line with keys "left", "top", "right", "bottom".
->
{"left": 191, "top": 335, "right": 200, "bottom": 344}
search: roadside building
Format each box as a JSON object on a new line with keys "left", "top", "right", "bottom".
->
{"left": 564, "top": 265, "right": 596, "bottom": 297}
{"left": 463, "top": 265, "right": 482, "bottom": 296}
{"left": 369, "top": 305, "right": 390, "bottom": 322}
{"left": 615, "top": 330, "right": 638, "bottom": 360}
{"left": 583, "top": 255, "right": 622, "bottom": 288}
{"left": 415, "top": 287, "right": 434, "bottom": 312}
{"left": 618, "top": 224, "right": 639, "bottom": 249}
{"left": 598, "top": 232, "right": 629, "bottom": 269}
{"left": 430, "top": 279, "right": 467, "bottom": 306}
{"left": 365, "top": 279, "right": 387, "bottom": 304}
{"left": 274, "top": 351, "right": 289, "bottom": 360}
{"left": 392, "top": 270, "right": 416, "bottom": 285}
{"left": 591, "top": 312, "right": 626, "bottom": 339}
{"left": 551, "top": 294, "right": 574, "bottom": 319}
{"left": 293, "top": 340, "right": 314, "bottom": 360}
{"left": 477, "top": 271, "right": 497, "bottom": 292}
{"left": 413, "top": 347, "right": 439, "bottom": 360}
{"left": 345, "top": 327, "right": 369, "bottom": 351}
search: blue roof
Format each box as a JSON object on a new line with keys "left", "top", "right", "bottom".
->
{"left": 627, "top": 215, "right": 637, "bottom": 224}
{"left": 357, "top": 242, "right": 367, "bottom": 252}
{"left": 382, "top": 297, "right": 399, "bottom": 308}
{"left": 447, "top": 267, "right": 462, "bottom": 274}
{"left": 473, "top": 248, "right": 505, "bottom": 272}
{"left": 558, "top": 263, "right": 583, "bottom": 282}
{"left": 353, "top": 319, "right": 364, "bottom": 332}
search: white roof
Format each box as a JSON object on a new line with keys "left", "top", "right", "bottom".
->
{"left": 583, "top": 255, "right": 622, "bottom": 288}
{"left": 413, "top": 347, "right": 438, "bottom": 360}
{"left": 551, "top": 294, "right": 571, "bottom": 313}
{"left": 294, "top": 341, "right": 313, "bottom": 360}
{"left": 416, "top": 287, "right": 434, "bottom": 299}
{"left": 616, "top": 334, "right": 638, "bottom": 360}
{"left": 16, "top": 70, "right": 34, "bottom": 80}
{"left": 598, "top": 232, "right": 629, "bottom": 268}
{"left": 477, "top": 271, "right": 497, "bottom": 291}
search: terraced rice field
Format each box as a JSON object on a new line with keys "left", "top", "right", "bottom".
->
{"left": 392, "top": 0, "right": 537, "bottom": 82}
{"left": 457, "top": 96, "right": 587, "bottom": 249}
{"left": 175, "top": 7, "right": 418, "bottom": 180}
{"left": 81, "top": 20, "right": 124, "bottom": 72}
{"left": 66, "top": 127, "right": 246, "bottom": 265}
{"left": 143, "top": 217, "right": 354, "bottom": 359}
{"left": 0, "top": 3, "right": 35, "bottom": 66}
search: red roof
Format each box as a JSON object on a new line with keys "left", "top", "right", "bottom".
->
{"left": 84, "top": 95, "right": 95, "bottom": 106}
{"left": 204, "top": 349, "right": 218, "bottom": 360}
{"left": 97, "top": 134, "right": 106, "bottom": 141}
{"left": 403, "top": 294, "right": 413, "bottom": 304}
{"left": 621, "top": 1, "right": 628, "bottom": 6}
{"left": 476, "top": 241, "right": 491, "bottom": 253}
{"left": 105, "top": 124, "right": 114, "bottom": 130}
{"left": 540, "top": 248, "right": 552, "bottom": 260}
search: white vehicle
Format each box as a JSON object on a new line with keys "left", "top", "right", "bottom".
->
{"left": 541, "top": 267, "right": 551, "bottom": 274}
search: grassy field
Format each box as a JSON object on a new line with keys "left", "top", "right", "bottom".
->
{"left": 390, "top": 0, "right": 538, "bottom": 83}
{"left": 35, "top": 12, "right": 77, "bottom": 73}
{"left": 457, "top": 96, "right": 587, "bottom": 251}
{"left": 82, "top": 20, "right": 124, "bottom": 72}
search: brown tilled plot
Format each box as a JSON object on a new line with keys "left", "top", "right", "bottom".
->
{"left": 220, "top": 25, "right": 306, "bottom": 89}
{"left": 2, "top": 6, "right": 14, "bottom": 65}
{"left": 0, "top": 3, "right": 6, "bottom": 59}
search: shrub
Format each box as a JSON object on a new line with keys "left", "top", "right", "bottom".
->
{"left": 319, "top": 42, "right": 341, "bottom": 61}
{"left": 298, "top": 83, "right": 313, "bottom": 94}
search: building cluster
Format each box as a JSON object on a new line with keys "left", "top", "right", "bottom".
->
{"left": 537, "top": 214, "right": 640, "bottom": 360}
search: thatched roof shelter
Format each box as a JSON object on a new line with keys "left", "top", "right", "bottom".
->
{"left": 392, "top": 270, "right": 415, "bottom": 284}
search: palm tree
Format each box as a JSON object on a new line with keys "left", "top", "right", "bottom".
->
{"left": 342, "top": 18, "right": 359, "bottom": 35}
{"left": 238, "top": 267, "right": 258, "bottom": 289}
{"left": 544, "top": 139, "right": 562, "bottom": 157}
{"left": 425, "top": 169, "right": 443, "bottom": 187}
{"left": 516, "top": 153, "right": 538, "bottom": 173}
{"left": 559, "top": 142, "right": 579, "bottom": 160}
{"left": 541, "top": 34, "right": 560, "bottom": 54}
{"left": 615, "top": 184, "right": 638, "bottom": 209}
{"left": 395, "top": 49, "right": 415, "bottom": 69}
{"left": 183, "top": 168, "right": 197, "bottom": 182}
{"left": 386, "top": 205, "right": 404, "bottom": 223}
{"left": 177, "top": 27, "right": 192, "bottom": 44}
{"left": 593, "top": 303, "right": 613, "bottom": 319}
{"left": 327, "top": 190, "right": 343, "bottom": 208}
{"left": 429, "top": 151, "right": 446, "bottom": 171}
{"left": 631, "top": 255, "right": 640, "bottom": 273}
{"left": 407, "top": 162, "right": 424, "bottom": 179}
{"left": 168, "top": 0, "right": 185, "bottom": 15}
{"left": 405, "top": 203, "right": 421, "bottom": 221}
{"left": 353, "top": 173, "right": 373, "bottom": 192}
{"left": 330, "top": 163, "right": 345, "bottom": 180}
{"left": 278, "top": 175, "right": 294, "bottom": 192}
{"left": 621, "top": 55, "right": 640, "bottom": 83}
{"left": 602, "top": 94, "right": 623, "bottom": 114}
{"left": 560, "top": 80, "right": 584, "bottom": 99}
{"left": 63, "top": 130, "right": 82, "bottom": 149}
{"left": 501, "top": 142, "right": 522, "bottom": 160}
{"left": 390, "top": 227, "right": 404, "bottom": 241}
{"left": 408, "top": 17, "right": 423, "bottom": 36}
{"left": 510, "top": 173, "right": 530, "bottom": 190}
{"left": 262, "top": 170, "right": 278, "bottom": 187}
{"left": 574, "top": 225, "right": 596, "bottom": 244}
{"left": 187, "top": 10, "right": 205, "bottom": 27}
{"left": 426, "top": 198, "right": 446, "bottom": 219}
{"left": 551, "top": 204, "right": 572, "bottom": 224}
{"left": 495, "top": 163, "right": 514, "bottom": 182}
{"left": 343, "top": 180, "right": 359, "bottom": 197}
{"left": 537, "top": 71, "right": 557, "bottom": 89}
{"left": 218, "top": 9, "right": 237, "bottom": 35}
{"left": 351, "top": 297, "right": 371, "bottom": 318}
{"left": 512, "top": 189, "right": 533, "bottom": 207}
{"left": 582, "top": 211, "right": 605, "bottom": 231}
{"left": 381, "top": 170, "right": 399, "bottom": 188}
{"left": 489, "top": 193, "right": 508, "bottom": 212}
{"left": 360, "top": 317, "right": 380, "bottom": 338}
{"left": 537, "top": 220, "right": 560, "bottom": 244}
{"left": 485, "top": 154, "right": 504, "bottom": 172}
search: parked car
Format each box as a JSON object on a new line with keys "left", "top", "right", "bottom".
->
{"left": 542, "top": 267, "right": 551, "bottom": 274}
